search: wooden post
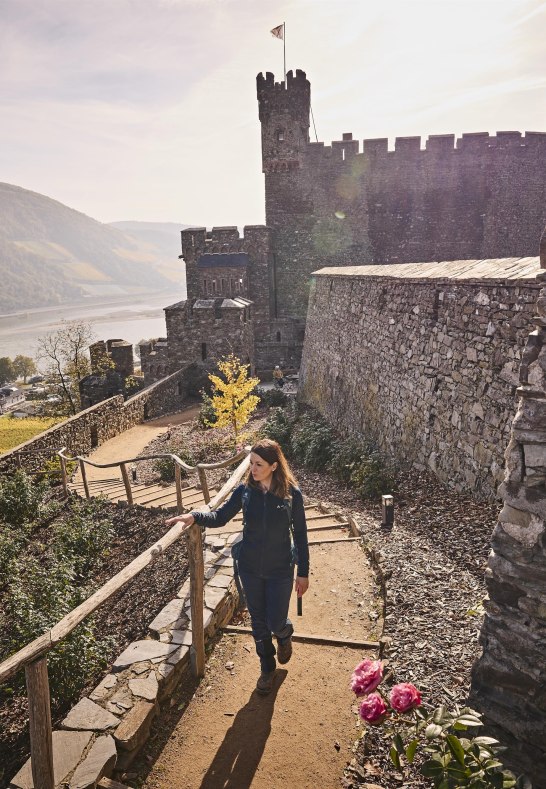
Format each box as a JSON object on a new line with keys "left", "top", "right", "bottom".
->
{"left": 25, "top": 657, "right": 55, "bottom": 789}
{"left": 197, "top": 466, "right": 210, "bottom": 504}
{"left": 175, "top": 464, "right": 183, "bottom": 514}
{"left": 186, "top": 522, "right": 205, "bottom": 677}
{"left": 120, "top": 463, "right": 134, "bottom": 506}
{"left": 60, "top": 455, "right": 68, "bottom": 498}
{"left": 79, "top": 459, "right": 90, "bottom": 500}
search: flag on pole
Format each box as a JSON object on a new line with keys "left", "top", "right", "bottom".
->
{"left": 270, "top": 23, "right": 284, "bottom": 40}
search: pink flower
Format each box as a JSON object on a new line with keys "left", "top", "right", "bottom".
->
{"left": 351, "top": 659, "right": 383, "bottom": 696}
{"left": 359, "top": 693, "right": 388, "bottom": 725}
{"left": 389, "top": 683, "right": 422, "bottom": 713}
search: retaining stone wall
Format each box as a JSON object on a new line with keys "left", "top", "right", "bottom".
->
{"left": 0, "top": 368, "right": 191, "bottom": 475}
{"left": 299, "top": 266, "right": 540, "bottom": 499}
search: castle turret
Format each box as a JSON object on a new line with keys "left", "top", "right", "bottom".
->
{"left": 256, "top": 70, "right": 310, "bottom": 176}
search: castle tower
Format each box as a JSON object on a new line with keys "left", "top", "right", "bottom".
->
{"left": 257, "top": 69, "right": 311, "bottom": 177}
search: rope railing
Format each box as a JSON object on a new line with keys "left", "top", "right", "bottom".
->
{"left": 0, "top": 450, "right": 250, "bottom": 789}
{"left": 57, "top": 446, "right": 248, "bottom": 508}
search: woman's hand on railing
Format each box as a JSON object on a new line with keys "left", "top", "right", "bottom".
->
{"left": 165, "top": 513, "right": 195, "bottom": 529}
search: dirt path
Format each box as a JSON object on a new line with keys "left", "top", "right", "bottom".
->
{"left": 74, "top": 404, "right": 201, "bottom": 483}
{"left": 135, "top": 541, "right": 381, "bottom": 789}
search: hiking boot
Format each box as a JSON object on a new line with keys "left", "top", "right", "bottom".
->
{"left": 277, "top": 636, "right": 292, "bottom": 665}
{"left": 256, "top": 670, "right": 276, "bottom": 695}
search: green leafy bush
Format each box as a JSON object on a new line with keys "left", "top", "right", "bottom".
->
{"left": 263, "top": 407, "right": 294, "bottom": 449}
{"left": 256, "top": 386, "right": 288, "bottom": 408}
{"left": 154, "top": 445, "right": 196, "bottom": 482}
{"left": 0, "top": 470, "right": 48, "bottom": 528}
{"left": 1, "top": 554, "right": 112, "bottom": 700}
{"left": 198, "top": 390, "right": 216, "bottom": 429}
{"left": 0, "top": 485, "right": 115, "bottom": 700}
{"left": 328, "top": 436, "right": 365, "bottom": 484}
{"left": 52, "top": 499, "right": 114, "bottom": 579}
{"left": 290, "top": 412, "right": 335, "bottom": 470}
{"left": 350, "top": 449, "right": 398, "bottom": 500}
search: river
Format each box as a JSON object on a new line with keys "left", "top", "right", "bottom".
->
{"left": 0, "top": 289, "right": 185, "bottom": 360}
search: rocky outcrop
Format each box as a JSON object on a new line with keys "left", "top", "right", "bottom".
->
{"left": 471, "top": 231, "right": 546, "bottom": 786}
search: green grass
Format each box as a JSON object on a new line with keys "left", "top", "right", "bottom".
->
{"left": 0, "top": 416, "right": 62, "bottom": 453}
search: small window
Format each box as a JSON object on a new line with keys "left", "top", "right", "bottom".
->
{"left": 276, "top": 331, "right": 281, "bottom": 342}
{"left": 201, "top": 343, "right": 207, "bottom": 361}
{"left": 277, "top": 129, "right": 284, "bottom": 141}
{"left": 212, "top": 280, "right": 217, "bottom": 293}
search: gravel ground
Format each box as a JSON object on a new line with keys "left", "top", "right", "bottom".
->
{"left": 291, "top": 465, "right": 497, "bottom": 788}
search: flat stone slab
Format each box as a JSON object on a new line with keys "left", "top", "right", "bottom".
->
{"left": 208, "top": 574, "right": 232, "bottom": 589}
{"left": 205, "top": 586, "right": 227, "bottom": 611}
{"left": 170, "top": 629, "right": 192, "bottom": 646}
{"left": 69, "top": 734, "right": 117, "bottom": 789}
{"left": 167, "top": 644, "right": 190, "bottom": 667}
{"left": 114, "top": 640, "right": 178, "bottom": 667}
{"left": 148, "top": 599, "right": 187, "bottom": 634}
{"left": 62, "top": 698, "right": 120, "bottom": 731}
{"left": 11, "top": 730, "right": 92, "bottom": 788}
{"left": 129, "top": 672, "right": 159, "bottom": 701}
{"left": 114, "top": 700, "right": 157, "bottom": 752}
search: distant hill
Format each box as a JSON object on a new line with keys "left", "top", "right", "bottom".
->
{"left": 0, "top": 183, "right": 188, "bottom": 313}
{"left": 109, "top": 221, "right": 192, "bottom": 284}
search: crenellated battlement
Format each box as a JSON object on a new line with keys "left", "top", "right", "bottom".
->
{"left": 301, "top": 130, "right": 546, "bottom": 163}
{"left": 181, "top": 225, "right": 269, "bottom": 258}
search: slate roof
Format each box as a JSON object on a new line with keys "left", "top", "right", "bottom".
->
{"left": 197, "top": 253, "right": 249, "bottom": 269}
{"left": 313, "top": 256, "right": 541, "bottom": 283}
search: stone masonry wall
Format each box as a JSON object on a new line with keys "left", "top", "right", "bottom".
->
{"left": 0, "top": 368, "right": 191, "bottom": 475}
{"left": 471, "top": 237, "right": 546, "bottom": 786}
{"left": 298, "top": 259, "right": 541, "bottom": 499}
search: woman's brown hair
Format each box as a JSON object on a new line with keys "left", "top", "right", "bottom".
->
{"left": 246, "top": 439, "right": 297, "bottom": 500}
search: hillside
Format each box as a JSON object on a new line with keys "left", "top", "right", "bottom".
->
{"left": 109, "top": 220, "right": 192, "bottom": 284}
{"left": 0, "top": 183, "right": 187, "bottom": 313}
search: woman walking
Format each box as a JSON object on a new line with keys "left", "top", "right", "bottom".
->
{"left": 165, "top": 439, "right": 309, "bottom": 695}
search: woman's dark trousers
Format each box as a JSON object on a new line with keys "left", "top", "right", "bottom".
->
{"left": 239, "top": 570, "right": 294, "bottom": 673}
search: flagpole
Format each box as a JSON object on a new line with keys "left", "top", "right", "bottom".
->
{"left": 283, "top": 22, "right": 286, "bottom": 82}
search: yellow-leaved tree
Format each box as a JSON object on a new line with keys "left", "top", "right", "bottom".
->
{"left": 206, "top": 354, "right": 260, "bottom": 448}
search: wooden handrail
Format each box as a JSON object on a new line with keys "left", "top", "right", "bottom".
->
{"left": 58, "top": 448, "right": 195, "bottom": 473}
{"left": 0, "top": 451, "right": 250, "bottom": 684}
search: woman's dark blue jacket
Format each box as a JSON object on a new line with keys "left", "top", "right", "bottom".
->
{"left": 192, "top": 484, "right": 309, "bottom": 579}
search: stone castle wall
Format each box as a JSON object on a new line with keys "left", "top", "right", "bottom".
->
{"left": 257, "top": 70, "right": 546, "bottom": 322}
{"left": 298, "top": 258, "right": 541, "bottom": 499}
{"left": 0, "top": 369, "right": 191, "bottom": 475}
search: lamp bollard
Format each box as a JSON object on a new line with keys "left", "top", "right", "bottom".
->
{"left": 381, "top": 494, "right": 394, "bottom": 528}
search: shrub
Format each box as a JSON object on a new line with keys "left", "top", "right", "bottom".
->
{"left": 290, "top": 412, "right": 335, "bottom": 470}
{"left": 0, "top": 470, "right": 48, "bottom": 528}
{"left": 153, "top": 441, "right": 197, "bottom": 482}
{"left": 350, "top": 449, "right": 398, "bottom": 500}
{"left": 0, "top": 554, "right": 112, "bottom": 700}
{"left": 52, "top": 499, "right": 114, "bottom": 580}
{"left": 263, "top": 407, "right": 294, "bottom": 449}
{"left": 328, "top": 436, "right": 366, "bottom": 484}
{"left": 256, "top": 386, "right": 288, "bottom": 408}
{"left": 198, "top": 391, "right": 217, "bottom": 429}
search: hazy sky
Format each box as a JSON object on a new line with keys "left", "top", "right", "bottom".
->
{"left": 1, "top": 0, "right": 545, "bottom": 228}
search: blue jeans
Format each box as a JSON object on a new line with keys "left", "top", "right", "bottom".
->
{"left": 239, "top": 570, "right": 294, "bottom": 673}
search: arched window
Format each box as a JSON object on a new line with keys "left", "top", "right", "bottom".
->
{"left": 201, "top": 343, "right": 207, "bottom": 361}
{"left": 276, "top": 331, "right": 281, "bottom": 342}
